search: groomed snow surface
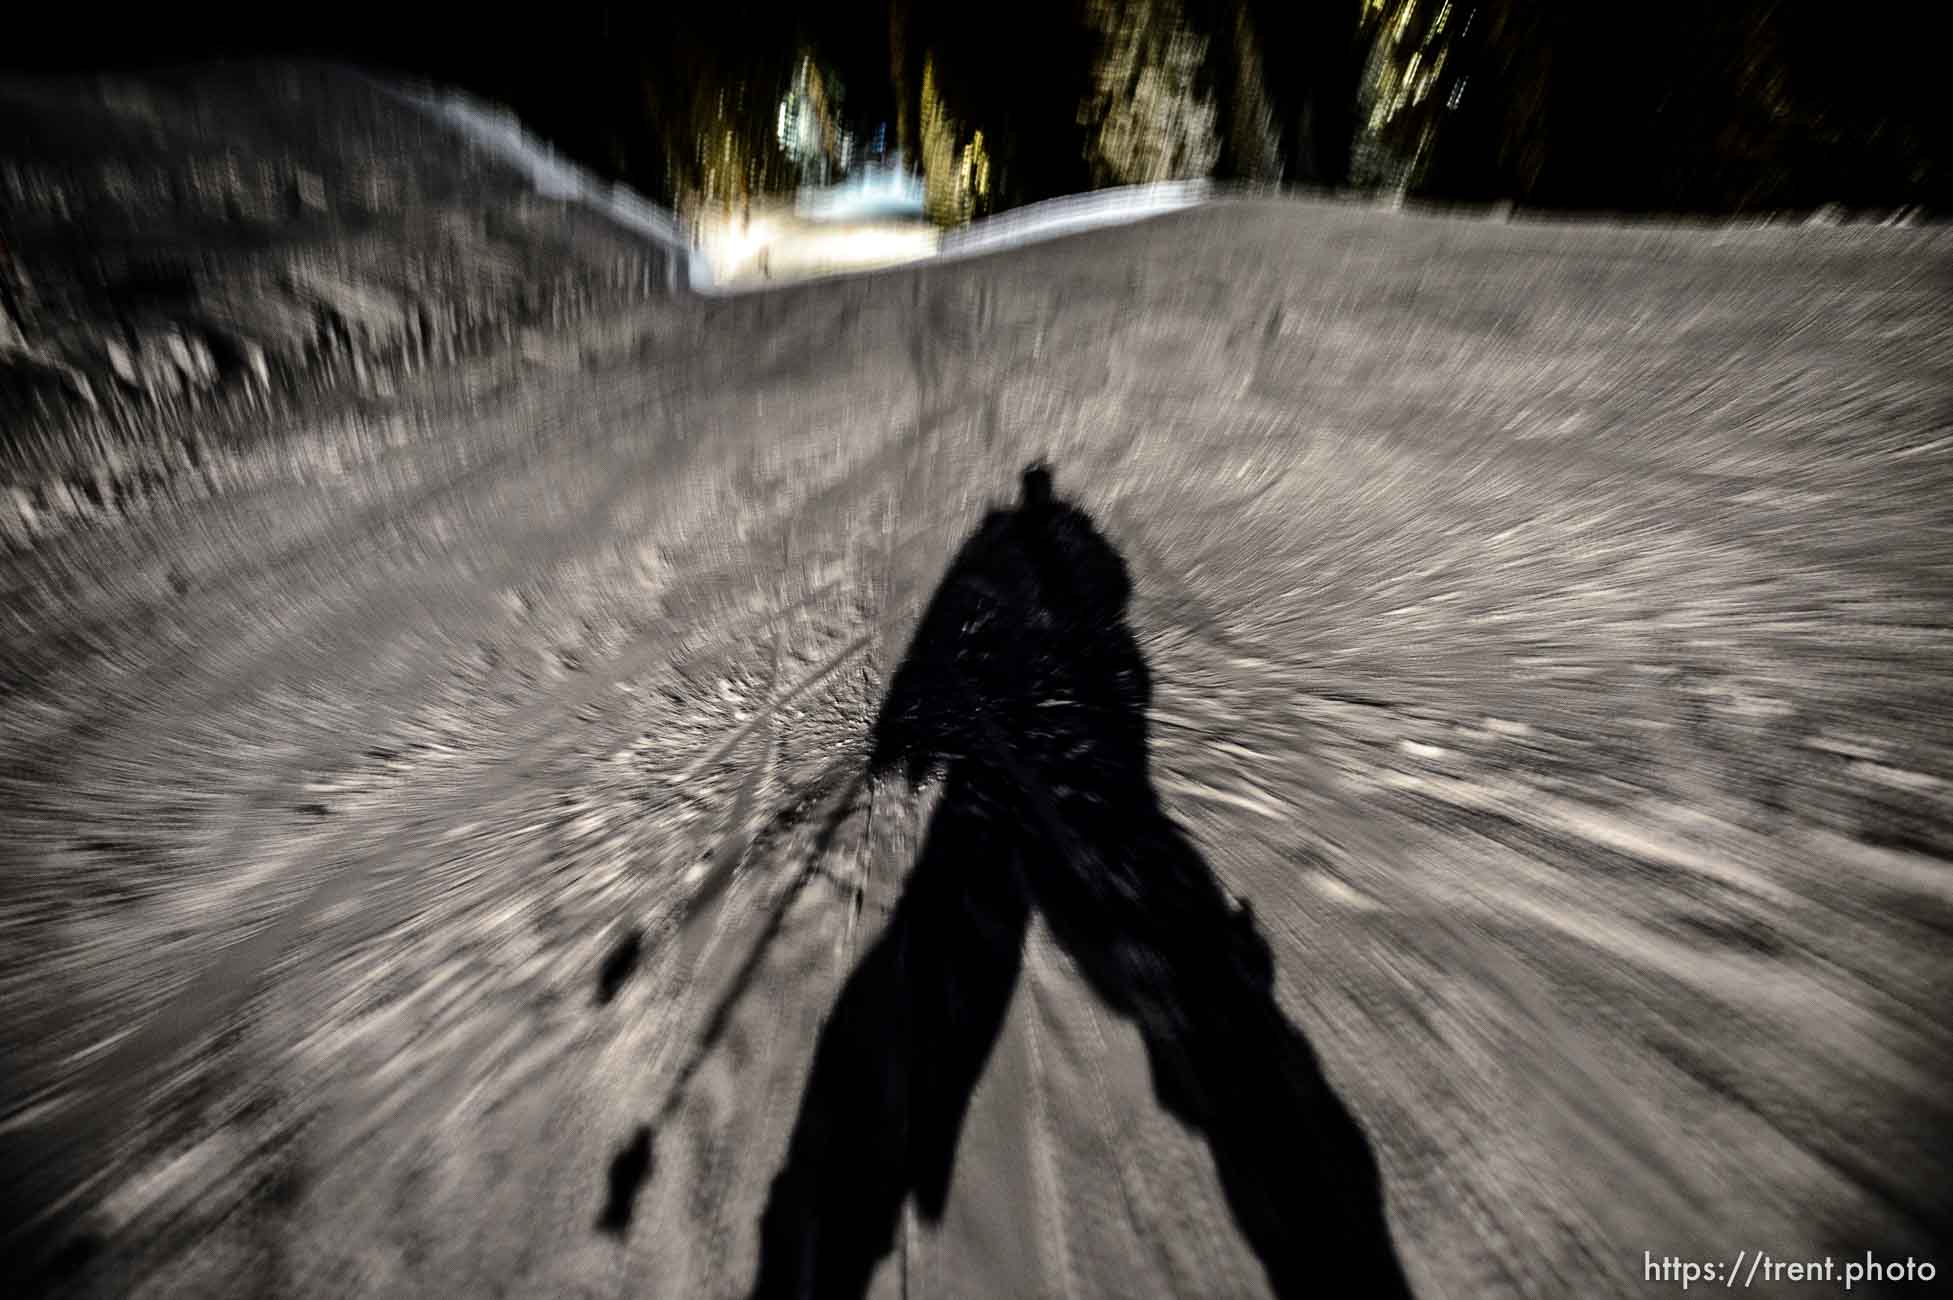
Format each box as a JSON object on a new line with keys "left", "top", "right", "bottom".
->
{"left": 7, "top": 68, "right": 1950, "bottom": 1300}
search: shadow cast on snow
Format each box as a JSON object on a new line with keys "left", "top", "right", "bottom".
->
{"left": 747, "top": 464, "right": 1411, "bottom": 1298}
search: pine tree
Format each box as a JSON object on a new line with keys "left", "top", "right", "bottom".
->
{"left": 919, "top": 57, "right": 964, "bottom": 224}
{"left": 1351, "top": 0, "right": 1468, "bottom": 194}
{"left": 1225, "top": 2, "right": 1283, "bottom": 183}
{"left": 1080, "top": 0, "right": 1222, "bottom": 187}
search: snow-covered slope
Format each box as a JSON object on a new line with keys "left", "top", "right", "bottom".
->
{"left": 388, "top": 78, "right": 709, "bottom": 291}
{"left": 0, "top": 63, "right": 682, "bottom": 523}
{"left": 3, "top": 67, "right": 1950, "bottom": 1300}
{"left": 939, "top": 179, "right": 1213, "bottom": 259}
{"left": 794, "top": 161, "right": 927, "bottom": 223}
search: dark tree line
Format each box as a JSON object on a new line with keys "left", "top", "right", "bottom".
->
{"left": 9, "top": 1, "right": 1944, "bottom": 216}
{"left": 863, "top": 0, "right": 1945, "bottom": 216}
{"left": 1420, "top": 0, "right": 1949, "bottom": 212}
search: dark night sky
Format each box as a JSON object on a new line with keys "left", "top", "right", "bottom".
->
{"left": 6, "top": 5, "right": 879, "bottom": 119}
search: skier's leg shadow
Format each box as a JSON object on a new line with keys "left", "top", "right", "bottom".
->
{"left": 750, "top": 466, "right": 1411, "bottom": 1298}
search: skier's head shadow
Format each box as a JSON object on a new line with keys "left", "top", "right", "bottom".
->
{"left": 752, "top": 464, "right": 1410, "bottom": 1299}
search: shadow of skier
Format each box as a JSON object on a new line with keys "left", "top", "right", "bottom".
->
{"left": 751, "top": 463, "right": 1411, "bottom": 1298}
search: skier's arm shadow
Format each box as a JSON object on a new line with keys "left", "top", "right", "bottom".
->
{"left": 750, "top": 465, "right": 1412, "bottom": 1298}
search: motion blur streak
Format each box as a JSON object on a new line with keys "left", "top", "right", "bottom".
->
{"left": 2, "top": 58, "right": 1950, "bottom": 1300}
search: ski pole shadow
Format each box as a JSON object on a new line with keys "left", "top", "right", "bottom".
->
{"left": 750, "top": 463, "right": 1412, "bottom": 1298}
